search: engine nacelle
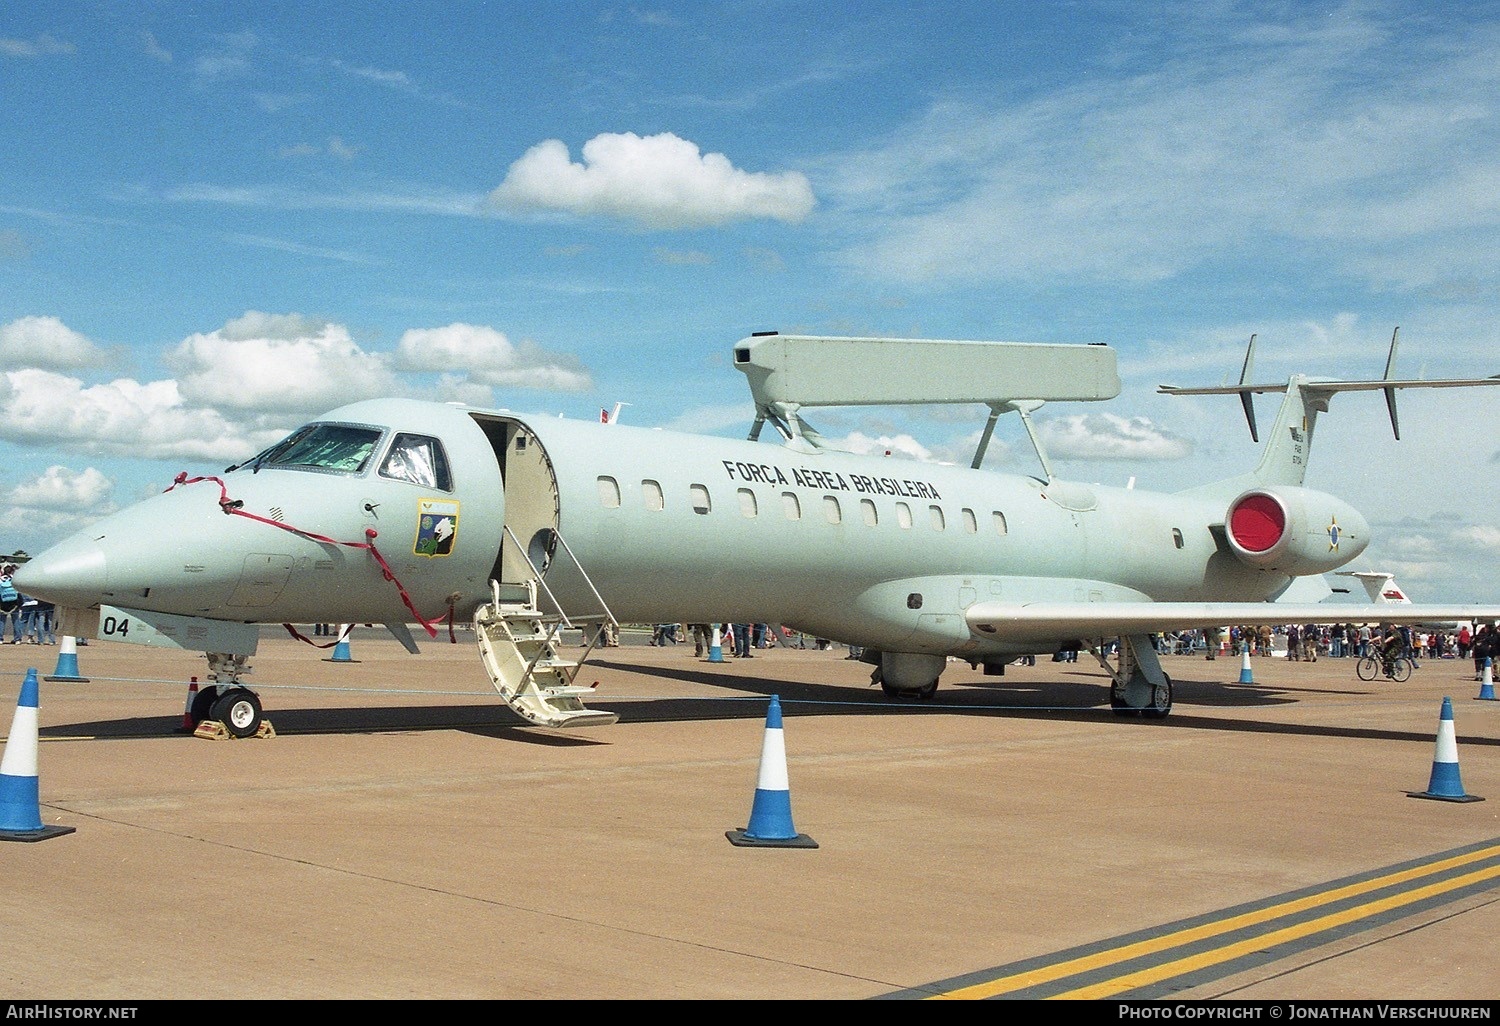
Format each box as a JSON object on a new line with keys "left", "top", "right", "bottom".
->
{"left": 1223, "top": 486, "right": 1369, "bottom": 575}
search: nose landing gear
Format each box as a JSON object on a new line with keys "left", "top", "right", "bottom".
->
{"left": 188, "top": 652, "right": 273, "bottom": 739}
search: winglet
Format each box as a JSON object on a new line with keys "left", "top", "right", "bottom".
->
{"left": 1382, "top": 327, "right": 1401, "bottom": 440}
{"left": 1238, "top": 334, "right": 1259, "bottom": 442}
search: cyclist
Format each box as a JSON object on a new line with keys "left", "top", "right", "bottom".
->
{"left": 1378, "top": 624, "right": 1404, "bottom": 676}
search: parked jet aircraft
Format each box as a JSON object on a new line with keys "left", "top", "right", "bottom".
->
{"left": 14, "top": 331, "right": 1500, "bottom": 737}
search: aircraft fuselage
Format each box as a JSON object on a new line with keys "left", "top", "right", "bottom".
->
{"left": 18, "top": 396, "right": 1370, "bottom": 659}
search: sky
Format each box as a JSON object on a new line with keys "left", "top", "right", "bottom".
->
{"left": 2, "top": 0, "right": 1499, "bottom": 602}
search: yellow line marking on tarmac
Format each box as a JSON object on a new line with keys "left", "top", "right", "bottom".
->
{"left": 932, "top": 843, "right": 1500, "bottom": 999}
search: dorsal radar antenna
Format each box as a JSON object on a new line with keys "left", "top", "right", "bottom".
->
{"left": 732, "top": 332, "right": 1120, "bottom": 477}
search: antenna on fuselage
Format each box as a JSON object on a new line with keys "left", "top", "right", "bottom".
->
{"left": 733, "top": 332, "right": 1120, "bottom": 473}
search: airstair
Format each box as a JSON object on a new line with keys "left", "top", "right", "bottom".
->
{"left": 474, "top": 528, "right": 619, "bottom": 729}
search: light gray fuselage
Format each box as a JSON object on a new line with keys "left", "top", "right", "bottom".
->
{"left": 24, "top": 396, "right": 1355, "bottom": 658}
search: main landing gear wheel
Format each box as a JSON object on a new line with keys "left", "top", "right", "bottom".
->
{"left": 879, "top": 678, "right": 939, "bottom": 701}
{"left": 211, "top": 687, "right": 263, "bottom": 739}
{"left": 1111, "top": 673, "right": 1172, "bottom": 719}
{"left": 873, "top": 652, "right": 946, "bottom": 702}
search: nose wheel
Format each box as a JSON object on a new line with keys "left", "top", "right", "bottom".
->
{"left": 194, "top": 652, "right": 270, "bottom": 739}
{"left": 211, "top": 688, "right": 264, "bottom": 738}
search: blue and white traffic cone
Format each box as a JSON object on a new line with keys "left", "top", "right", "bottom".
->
{"left": 324, "top": 625, "right": 358, "bottom": 663}
{"left": 1478, "top": 658, "right": 1495, "bottom": 702}
{"left": 1238, "top": 647, "right": 1254, "bottom": 684}
{"left": 1409, "top": 697, "right": 1483, "bottom": 803}
{"left": 708, "top": 626, "right": 724, "bottom": 664}
{"left": 0, "top": 669, "right": 76, "bottom": 841}
{"left": 44, "top": 635, "right": 89, "bottom": 683}
{"left": 727, "top": 695, "right": 817, "bottom": 848}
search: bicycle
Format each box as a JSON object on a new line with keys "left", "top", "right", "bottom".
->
{"left": 1356, "top": 653, "right": 1413, "bottom": 682}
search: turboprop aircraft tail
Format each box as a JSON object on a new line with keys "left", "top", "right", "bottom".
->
{"left": 1160, "top": 329, "right": 1500, "bottom": 490}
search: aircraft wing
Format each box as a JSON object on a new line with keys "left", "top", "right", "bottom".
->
{"left": 963, "top": 601, "right": 1500, "bottom": 645}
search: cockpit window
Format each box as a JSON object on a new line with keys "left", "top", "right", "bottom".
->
{"left": 379, "top": 433, "right": 452, "bottom": 491}
{"left": 238, "top": 423, "right": 383, "bottom": 475}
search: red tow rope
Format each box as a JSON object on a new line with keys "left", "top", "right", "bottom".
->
{"left": 166, "top": 473, "right": 456, "bottom": 642}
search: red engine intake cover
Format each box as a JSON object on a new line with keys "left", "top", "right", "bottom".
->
{"left": 1228, "top": 492, "right": 1286, "bottom": 553}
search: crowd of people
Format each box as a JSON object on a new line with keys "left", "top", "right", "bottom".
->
{"left": 593, "top": 621, "right": 834, "bottom": 659}
{"left": 1162, "top": 621, "right": 1499, "bottom": 680}
{"left": 590, "top": 616, "right": 1500, "bottom": 682}
{"left": 0, "top": 562, "right": 57, "bottom": 646}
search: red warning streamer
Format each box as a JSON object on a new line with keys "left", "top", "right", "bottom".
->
{"left": 166, "top": 473, "right": 455, "bottom": 641}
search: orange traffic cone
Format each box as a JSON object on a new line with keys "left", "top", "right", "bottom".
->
{"left": 180, "top": 677, "right": 199, "bottom": 733}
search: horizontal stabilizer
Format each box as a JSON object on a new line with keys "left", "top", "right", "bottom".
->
{"left": 1161, "top": 329, "right": 1500, "bottom": 443}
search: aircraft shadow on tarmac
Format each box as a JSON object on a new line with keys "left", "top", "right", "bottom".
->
{"left": 33, "top": 661, "right": 1498, "bottom": 750}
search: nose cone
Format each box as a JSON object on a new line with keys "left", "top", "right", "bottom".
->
{"left": 13, "top": 537, "right": 107, "bottom": 608}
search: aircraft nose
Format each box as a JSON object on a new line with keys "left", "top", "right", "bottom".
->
{"left": 13, "top": 539, "right": 107, "bottom": 608}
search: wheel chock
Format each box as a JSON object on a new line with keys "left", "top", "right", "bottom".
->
{"left": 192, "top": 718, "right": 275, "bottom": 740}
{"left": 193, "top": 720, "right": 230, "bottom": 741}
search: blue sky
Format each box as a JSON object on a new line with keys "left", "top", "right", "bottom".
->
{"left": 2, "top": 1, "right": 1499, "bottom": 601}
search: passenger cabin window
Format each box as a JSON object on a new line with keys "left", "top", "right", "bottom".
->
{"left": 738, "top": 488, "right": 758, "bottom": 518}
{"left": 896, "top": 502, "right": 913, "bottom": 529}
{"left": 962, "top": 508, "right": 978, "bottom": 533}
{"left": 993, "top": 511, "right": 1009, "bottom": 535}
{"left": 691, "top": 484, "right": 712, "bottom": 515}
{"left": 782, "top": 492, "right": 801, "bottom": 520}
{"left": 642, "top": 480, "right": 664, "bottom": 511}
{"left": 240, "top": 423, "right": 381, "bottom": 475}
{"left": 823, "top": 495, "right": 842, "bottom": 524}
{"left": 598, "top": 476, "right": 621, "bottom": 509}
{"left": 860, "top": 498, "right": 878, "bottom": 527}
{"left": 1172, "top": 528, "right": 1185, "bottom": 549}
{"left": 929, "top": 505, "right": 946, "bottom": 531}
{"left": 379, "top": 433, "right": 452, "bottom": 491}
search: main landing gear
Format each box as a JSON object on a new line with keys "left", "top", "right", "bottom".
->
{"left": 870, "top": 651, "right": 945, "bottom": 702}
{"left": 1093, "top": 635, "right": 1173, "bottom": 719}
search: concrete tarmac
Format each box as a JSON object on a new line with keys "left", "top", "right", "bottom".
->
{"left": 1, "top": 630, "right": 1497, "bottom": 1001}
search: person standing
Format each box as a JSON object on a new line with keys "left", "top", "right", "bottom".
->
{"left": 32, "top": 598, "right": 56, "bottom": 645}
{"left": 689, "top": 623, "right": 712, "bottom": 658}
{"left": 1301, "top": 623, "right": 1319, "bottom": 662}
{"left": 1474, "top": 623, "right": 1497, "bottom": 681}
{"left": 18, "top": 592, "right": 40, "bottom": 643}
{"left": 0, "top": 565, "right": 21, "bottom": 644}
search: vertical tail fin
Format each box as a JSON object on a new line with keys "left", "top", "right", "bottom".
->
{"left": 1338, "top": 571, "right": 1412, "bottom": 604}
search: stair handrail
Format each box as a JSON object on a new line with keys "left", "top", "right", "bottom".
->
{"left": 500, "top": 524, "right": 618, "bottom": 669}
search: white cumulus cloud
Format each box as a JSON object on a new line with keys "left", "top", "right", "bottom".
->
{"left": 835, "top": 431, "right": 934, "bottom": 461}
{"left": 488, "top": 132, "right": 815, "bottom": 228}
{"left": 0, "top": 315, "right": 109, "bottom": 371}
{"left": 394, "top": 323, "right": 591, "bottom": 391}
{"left": 165, "top": 311, "right": 399, "bottom": 415}
{"left": 0, "top": 368, "right": 269, "bottom": 461}
{"left": 1040, "top": 413, "right": 1191, "bottom": 461}
{"left": 8, "top": 465, "right": 113, "bottom": 511}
